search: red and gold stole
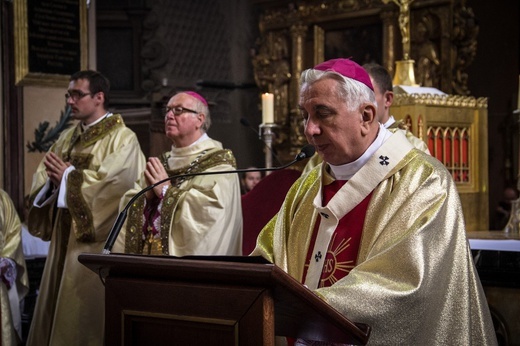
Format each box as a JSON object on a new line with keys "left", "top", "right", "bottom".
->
{"left": 303, "top": 179, "right": 373, "bottom": 288}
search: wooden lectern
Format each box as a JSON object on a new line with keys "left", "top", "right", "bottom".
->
{"left": 79, "top": 253, "right": 370, "bottom": 346}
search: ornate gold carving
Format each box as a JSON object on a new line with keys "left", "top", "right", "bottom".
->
{"left": 451, "top": 3, "right": 479, "bottom": 96}
{"left": 252, "top": 0, "right": 480, "bottom": 162}
{"left": 427, "top": 125, "right": 470, "bottom": 183}
{"left": 393, "top": 94, "right": 488, "bottom": 108}
{"left": 260, "top": 1, "right": 373, "bottom": 29}
{"left": 382, "top": 0, "right": 414, "bottom": 60}
{"left": 313, "top": 26, "right": 325, "bottom": 66}
{"left": 252, "top": 31, "right": 292, "bottom": 124}
{"left": 413, "top": 14, "right": 441, "bottom": 87}
{"left": 288, "top": 24, "right": 309, "bottom": 156}
{"left": 391, "top": 92, "right": 489, "bottom": 230}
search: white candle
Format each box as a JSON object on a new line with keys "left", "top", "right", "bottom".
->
{"left": 262, "top": 93, "right": 274, "bottom": 124}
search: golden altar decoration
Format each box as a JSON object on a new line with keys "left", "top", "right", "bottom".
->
{"left": 251, "top": 0, "right": 479, "bottom": 162}
{"left": 251, "top": 0, "right": 485, "bottom": 230}
{"left": 391, "top": 90, "right": 489, "bottom": 231}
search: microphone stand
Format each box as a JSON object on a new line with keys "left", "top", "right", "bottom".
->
{"left": 102, "top": 145, "right": 315, "bottom": 254}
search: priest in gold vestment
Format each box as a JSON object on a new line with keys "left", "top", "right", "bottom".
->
{"left": 1, "top": 189, "right": 28, "bottom": 346}
{"left": 114, "top": 91, "right": 242, "bottom": 256}
{"left": 26, "top": 71, "right": 146, "bottom": 346}
{"left": 252, "top": 59, "right": 497, "bottom": 345}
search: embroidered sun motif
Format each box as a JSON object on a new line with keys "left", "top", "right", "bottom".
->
{"left": 319, "top": 235, "right": 355, "bottom": 288}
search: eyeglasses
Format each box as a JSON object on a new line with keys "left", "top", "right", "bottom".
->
{"left": 65, "top": 90, "right": 92, "bottom": 101}
{"left": 164, "top": 106, "right": 199, "bottom": 117}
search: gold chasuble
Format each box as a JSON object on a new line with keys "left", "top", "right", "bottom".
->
{"left": 116, "top": 137, "right": 243, "bottom": 257}
{"left": 26, "top": 114, "right": 146, "bottom": 346}
{"left": 1, "top": 189, "right": 29, "bottom": 346}
{"left": 253, "top": 130, "right": 496, "bottom": 345}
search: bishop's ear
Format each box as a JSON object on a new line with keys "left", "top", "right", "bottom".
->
{"left": 361, "top": 103, "right": 377, "bottom": 123}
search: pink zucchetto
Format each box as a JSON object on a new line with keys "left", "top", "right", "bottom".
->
{"left": 183, "top": 91, "right": 208, "bottom": 107}
{"left": 314, "top": 58, "right": 374, "bottom": 91}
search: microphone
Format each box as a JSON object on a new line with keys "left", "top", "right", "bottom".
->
{"left": 102, "top": 144, "right": 316, "bottom": 254}
{"left": 240, "top": 117, "right": 282, "bottom": 165}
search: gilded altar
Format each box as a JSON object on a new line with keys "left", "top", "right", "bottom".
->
{"left": 391, "top": 92, "right": 489, "bottom": 231}
{"left": 251, "top": 0, "right": 485, "bottom": 229}
{"left": 251, "top": 0, "right": 479, "bottom": 160}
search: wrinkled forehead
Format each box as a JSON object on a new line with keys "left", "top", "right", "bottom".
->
{"left": 168, "top": 93, "right": 195, "bottom": 107}
{"left": 299, "top": 78, "right": 341, "bottom": 106}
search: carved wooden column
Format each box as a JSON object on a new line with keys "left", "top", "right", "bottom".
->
{"left": 381, "top": 10, "right": 398, "bottom": 76}
{"left": 289, "top": 23, "right": 308, "bottom": 156}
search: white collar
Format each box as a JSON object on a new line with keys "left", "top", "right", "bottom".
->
{"left": 170, "top": 132, "right": 209, "bottom": 150}
{"left": 383, "top": 115, "right": 396, "bottom": 128}
{"left": 328, "top": 124, "right": 392, "bottom": 180}
{"left": 82, "top": 112, "right": 112, "bottom": 131}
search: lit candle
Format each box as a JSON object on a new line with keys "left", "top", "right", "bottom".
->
{"left": 262, "top": 93, "right": 274, "bottom": 124}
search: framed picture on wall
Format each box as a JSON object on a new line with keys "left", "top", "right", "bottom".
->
{"left": 14, "top": 0, "right": 88, "bottom": 87}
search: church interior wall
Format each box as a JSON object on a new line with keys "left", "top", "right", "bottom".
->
{"left": 2, "top": 0, "right": 520, "bottom": 228}
{"left": 22, "top": 86, "right": 64, "bottom": 195}
{"left": 466, "top": 0, "right": 520, "bottom": 229}
{"left": 1, "top": 0, "right": 519, "bottom": 343}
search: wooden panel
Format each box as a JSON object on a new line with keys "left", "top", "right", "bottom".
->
{"left": 106, "top": 277, "right": 271, "bottom": 346}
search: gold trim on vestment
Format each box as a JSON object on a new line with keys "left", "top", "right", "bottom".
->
{"left": 65, "top": 115, "right": 125, "bottom": 242}
{"left": 125, "top": 149, "right": 237, "bottom": 255}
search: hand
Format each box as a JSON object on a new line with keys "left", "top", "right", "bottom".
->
{"left": 144, "top": 157, "right": 170, "bottom": 200}
{"left": 0, "top": 258, "right": 16, "bottom": 290}
{"left": 44, "top": 152, "right": 71, "bottom": 187}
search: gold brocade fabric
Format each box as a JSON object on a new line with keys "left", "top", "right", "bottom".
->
{"left": 26, "top": 115, "right": 146, "bottom": 346}
{"left": 118, "top": 138, "right": 243, "bottom": 257}
{"left": 253, "top": 134, "right": 497, "bottom": 345}
{"left": 125, "top": 147, "right": 236, "bottom": 255}
{"left": 0, "top": 189, "right": 28, "bottom": 346}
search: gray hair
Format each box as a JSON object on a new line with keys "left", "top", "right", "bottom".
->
{"left": 300, "top": 69, "right": 376, "bottom": 112}
{"left": 192, "top": 99, "right": 211, "bottom": 132}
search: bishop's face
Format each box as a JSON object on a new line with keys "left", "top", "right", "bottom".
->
{"left": 164, "top": 93, "right": 205, "bottom": 148}
{"left": 299, "top": 78, "right": 376, "bottom": 166}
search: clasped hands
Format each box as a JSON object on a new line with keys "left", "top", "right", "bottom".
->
{"left": 44, "top": 152, "right": 71, "bottom": 187}
{"left": 144, "top": 157, "right": 171, "bottom": 201}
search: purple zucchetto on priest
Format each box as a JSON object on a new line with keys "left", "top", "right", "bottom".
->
{"left": 183, "top": 91, "right": 208, "bottom": 106}
{"left": 313, "top": 58, "right": 374, "bottom": 91}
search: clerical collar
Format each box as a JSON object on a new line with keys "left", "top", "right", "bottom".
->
{"left": 81, "top": 112, "right": 112, "bottom": 131}
{"left": 171, "top": 133, "right": 209, "bottom": 150}
{"left": 328, "top": 124, "right": 392, "bottom": 180}
{"left": 383, "top": 115, "right": 396, "bottom": 129}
